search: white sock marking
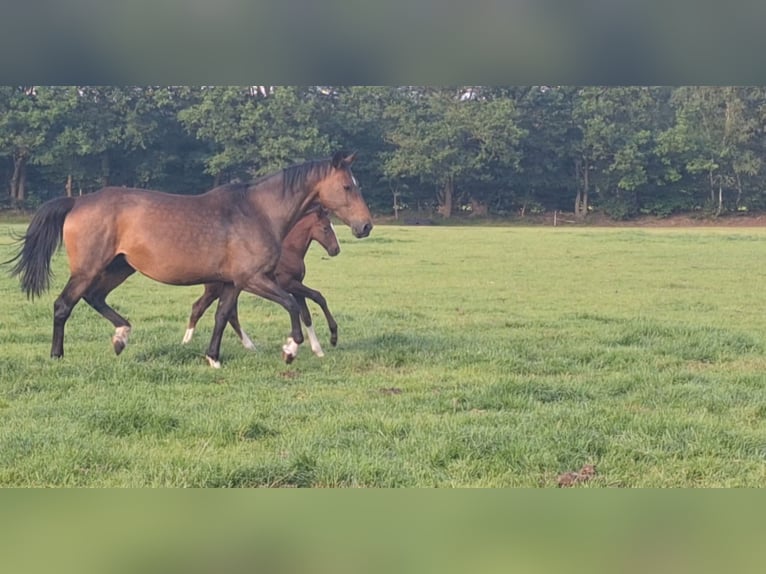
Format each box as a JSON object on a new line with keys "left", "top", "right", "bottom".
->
{"left": 206, "top": 356, "right": 221, "bottom": 369}
{"left": 240, "top": 330, "right": 256, "bottom": 350}
{"left": 182, "top": 327, "right": 194, "bottom": 344}
{"left": 113, "top": 326, "right": 131, "bottom": 346}
{"left": 282, "top": 336, "right": 299, "bottom": 359}
{"left": 305, "top": 324, "right": 324, "bottom": 357}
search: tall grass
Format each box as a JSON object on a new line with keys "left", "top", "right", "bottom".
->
{"left": 0, "top": 223, "right": 764, "bottom": 486}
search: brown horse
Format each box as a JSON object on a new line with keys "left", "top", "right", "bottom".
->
{"left": 182, "top": 205, "right": 341, "bottom": 357}
{"left": 7, "top": 152, "right": 372, "bottom": 367}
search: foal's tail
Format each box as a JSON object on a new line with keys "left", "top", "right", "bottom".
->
{"left": 6, "top": 196, "right": 76, "bottom": 299}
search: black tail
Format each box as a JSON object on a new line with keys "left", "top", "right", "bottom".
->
{"left": 5, "top": 196, "right": 76, "bottom": 299}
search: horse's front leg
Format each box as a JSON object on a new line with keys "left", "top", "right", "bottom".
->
{"left": 203, "top": 284, "right": 241, "bottom": 368}
{"left": 243, "top": 273, "right": 303, "bottom": 364}
{"left": 289, "top": 280, "right": 338, "bottom": 348}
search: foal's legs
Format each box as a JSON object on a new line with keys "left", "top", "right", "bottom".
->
{"left": 184, "top": 283, "right": 255, "bottom": 350}
{"left": 292, "top": 293, "right": 323, "bottom": 357}
{"left": 227, "top": 298, "right": 256, "bottom": 350}
{"left": 286, "top": 279, "right": 339, "bottom": 349}
{"left": 83, "top": 255, "right": 136, "bottom": 355}
{"left": 184, "top": 284, "right": 221, "bottom": 344}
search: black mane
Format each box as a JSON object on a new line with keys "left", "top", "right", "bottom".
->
{"left": 282, "top": 158, "right": 333, "bottom": 196}
{"left": 220, "top": 157, "right": 336, "bottom": 200}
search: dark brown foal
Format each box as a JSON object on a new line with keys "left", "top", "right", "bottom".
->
{"left": 182, "top": 206, "right": 340, "bottom": 357}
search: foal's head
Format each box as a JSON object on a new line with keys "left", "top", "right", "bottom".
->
{"left": 308, "top": 207, "right": 340, "bottom": 257}
{"left": 315, "top": 151, "right": 373, "bottom": 239}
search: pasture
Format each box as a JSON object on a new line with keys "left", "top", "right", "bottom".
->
{"left": 0, "top": 222, "right": 764, "bottom": 487}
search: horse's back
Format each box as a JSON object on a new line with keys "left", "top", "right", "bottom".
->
{"left": 60, "top": 184, "right": 287, "bottom": 286}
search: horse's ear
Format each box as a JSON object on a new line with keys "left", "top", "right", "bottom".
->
{"left": 331, "top": 150, "right": 357, "bottom": 169}
{"left": 331, "top": 151, "right": 345, "bottom": 169}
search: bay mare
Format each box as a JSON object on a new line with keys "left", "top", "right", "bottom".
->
{"left": 183, "top": 205, "right": 341, "bottom": 358}
{"left": 7, "top": 152, "right": 372, "bottom": 367}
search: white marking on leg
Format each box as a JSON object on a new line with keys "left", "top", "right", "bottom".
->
{"left": 182, "top": 327, "right": 195, "bottom": 344}
{"left": 240, "top": 329, "right": 256, "bottom": 350}
{"left": 206, "top": 356, "right": 221, "bottom": 369}
{"left": 306, "top": 324, "right": 324, "bottom": 357}
{"left": 282, "top": 336, "right": 299, "bottom": 359}
{"left": 113, "top": 325, "right": 131, "bottom": 347}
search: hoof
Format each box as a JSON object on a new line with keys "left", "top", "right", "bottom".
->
{"left": 182, "top": 328, "right": 194, "bottom": 344}
{"left": 205, "top": 355, "right": 221, "bottom": 369}
{"left": 112, "top": 339, "right": 126, "bottom": 356}
{"left": 112, "top": 326, "right": 130, "bottom": 356}
{"left": 330, "top": 333, "right": 338, "bottom": 347}
{"left": 314, "top": 350, "right": 325, "bottom": 358}
{"left": 282, "top": 337, "right": 299, "bottom": 364}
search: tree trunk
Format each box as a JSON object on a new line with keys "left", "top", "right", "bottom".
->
{"left": 10, "top": 152, "right": 28, "bottom": 203}
{"left": 716, "top": 180, "right": 723, "bottom": 217}
{"left": 575, "top": 158, "right": 589, "bottom": 220}
{"left": 66, "top": 173, "right": 73, "bottom": 198}
{"left": 18, "top": 162, "right": 26, "bottom": 201}
{"left": 437, "top": 177, "right": 453, "bottom": 218}
{"left": 734, "top": 170, "right": 743, "bottom": 209}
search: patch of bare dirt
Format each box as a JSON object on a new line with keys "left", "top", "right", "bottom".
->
{"left": 557, "top": 464, "right": 597, "bottom": 487}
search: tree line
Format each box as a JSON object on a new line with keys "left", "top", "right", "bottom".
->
{"left": 3, "top": 86, "right": 766, "bottom": 219}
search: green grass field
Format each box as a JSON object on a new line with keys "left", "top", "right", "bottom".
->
{"left": 0, "top": 222, "right": 764, "bottom": 487}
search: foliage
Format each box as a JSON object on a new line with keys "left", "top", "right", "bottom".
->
{"left": 4, "top": 86, "right": 766, "bottom": 219}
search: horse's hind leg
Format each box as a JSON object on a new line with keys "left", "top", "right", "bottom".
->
{"left": 52, "top": 273, "right": 101, "bottom": 358}
{"left": 83, "top": 255, "right": 136, "bottom": 355}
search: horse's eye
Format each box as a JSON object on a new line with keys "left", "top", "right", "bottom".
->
{"left": 343, "top": 185, "right": 351, "bottom": 191}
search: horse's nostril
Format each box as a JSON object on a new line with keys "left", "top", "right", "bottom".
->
{"left": 361, "top": 222, "right": 372, "bottom": 237}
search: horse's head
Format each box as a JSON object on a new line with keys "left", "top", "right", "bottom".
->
{"left": 315, "top": 151, "right": 373, "bottom": 239}
{"left": 309, "top": 207, "right": 340, "bottom": 257}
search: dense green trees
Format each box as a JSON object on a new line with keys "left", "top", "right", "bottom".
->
{"left": 3, "top": 85, "right": 766, "bottom": 219}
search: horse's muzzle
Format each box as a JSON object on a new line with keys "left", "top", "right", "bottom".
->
{"left": 353, "top": 221, "right": 373, "bottom": 238}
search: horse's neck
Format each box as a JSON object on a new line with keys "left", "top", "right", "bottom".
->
{"left": 285, "top": 222, "right": 315, "bottom": 259}
{"left": 246, "top": 173, "right": 318, "bottom": 240}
